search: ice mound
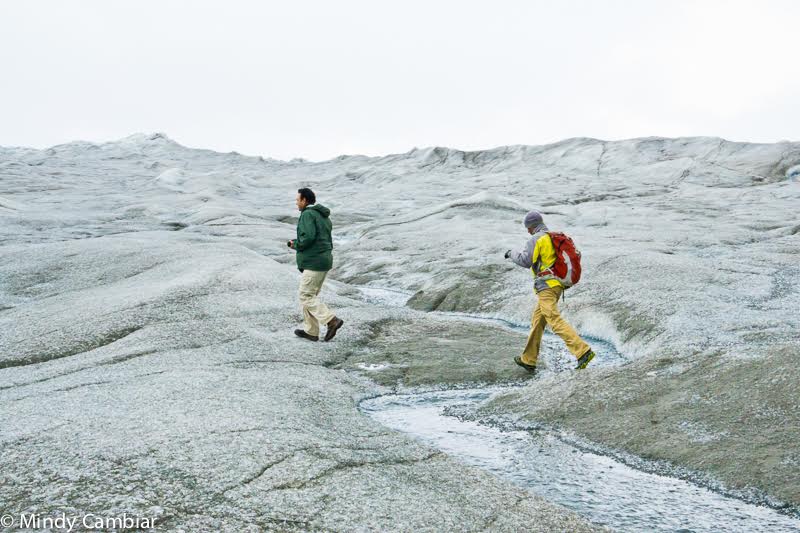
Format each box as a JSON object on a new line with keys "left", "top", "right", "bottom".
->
{"left": 120, "top": 132, "right": 174, "bottom": 144}
{"left": 406, "top": 145, "right": 531, "bottom": 170}
{"left": 0, "top": 195, "right": 24, "bottom": 211}
{"left": 154, "top": 167, "right": 187, "bottom": 185}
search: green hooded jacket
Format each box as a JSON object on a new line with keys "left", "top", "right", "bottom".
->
{"left": 294, "top": 204, "right": 333, "bottom": 272}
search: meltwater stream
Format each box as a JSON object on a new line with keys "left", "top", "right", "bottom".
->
{"left": 360, "top": 388, "right": 800, "bottom": 533}
{"left": 355, "top": 285, "right": 800, "bottom": 531}
{"left": 357, "top": 285, "right": 625, "bottom": 370}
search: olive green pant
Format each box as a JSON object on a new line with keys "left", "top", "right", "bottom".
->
{"left": 521, "top": 286, "right": 590, "bottom": 366}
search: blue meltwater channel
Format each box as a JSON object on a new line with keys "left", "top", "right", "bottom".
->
{"left": 359, "top": 388, "right": 800, "bottom": 533}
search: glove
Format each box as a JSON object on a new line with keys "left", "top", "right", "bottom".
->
{"left": 287, "top": 240, "right": 294, "bottom": 248}
{"left": 504, "top": 249, "right": 511, "bottom": 259}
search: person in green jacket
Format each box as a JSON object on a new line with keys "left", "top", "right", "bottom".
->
{"left": 287, "top": 188, "right": 344, "bottom": 342}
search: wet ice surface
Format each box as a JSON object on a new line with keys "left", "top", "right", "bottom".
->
{"left": 361, "top": 388, "right": 800, "bottom": 533}
{"left": 357, "top": 285, "right": 415, "bottom": 308}
{"left": 435, "top": 311, "right": 623, "bottom": 371}
{"left": 358, "top": 285, "right": 624, "bottom": 371}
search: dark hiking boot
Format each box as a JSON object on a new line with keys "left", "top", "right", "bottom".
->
{"left": 514, "top": 355, "right": 537, "bottom": 374}
{"left": 576, "top": 350, "right": 595, "bottom": 370}
{"left": 294, "top": 329, "right": 319, "bottom": 342}
{"left": 324, "top": 317, "right": 344, "bottom": 342}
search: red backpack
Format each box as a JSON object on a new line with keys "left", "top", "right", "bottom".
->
{"left": 538, "top": 232, "right": 582, "bottom": 288}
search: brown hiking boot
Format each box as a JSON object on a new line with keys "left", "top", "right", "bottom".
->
{"left": 324, "top": 317, "right": 344, "bottom": 342}
{"left": 514, "top": 355, "right": 537, "bottom": 374}
{"left": 294, "top": 329, "right": 319, "bottom": 342}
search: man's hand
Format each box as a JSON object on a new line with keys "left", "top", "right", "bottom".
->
{"left": 504, "top": 249, "right": 511, "bottom": 259}
{"left": 287, "top": 240, "right": 295, "bottom": 249}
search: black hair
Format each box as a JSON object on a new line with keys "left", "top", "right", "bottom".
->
{"left": 297, "top": 187, "right": 316, "bottom": 205}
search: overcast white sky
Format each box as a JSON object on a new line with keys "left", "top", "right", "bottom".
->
{"left": 0, "top": 1, "right": 798, "bottom": 160}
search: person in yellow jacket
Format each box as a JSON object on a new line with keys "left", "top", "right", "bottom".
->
{"left": 505, "top": 210, "right": 595, "bottom": 374}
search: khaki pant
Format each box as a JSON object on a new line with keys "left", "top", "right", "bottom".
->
{"left": 521, "top": 286, "right": 590, "bottom": 366}
{"left": 298, "top": 270, "right": 336, "bottom": 337}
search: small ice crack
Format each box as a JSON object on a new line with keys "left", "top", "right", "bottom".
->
{"left": 271, "top": 451, "right": 442, "bottom": 491}
{"left": 222, "top": 454, "right": 295, "bottom": 493}
{"left": 97, "top": 349, "right": 159, "bottom": 367}
{"left": 219, "top": 359, "right": 323, "bottom": 368}
{"left": 51, "top": 379, "right": 112, "bottom": 392}
{"left": 596, "top": 142, "right": 607, "bottom": 178}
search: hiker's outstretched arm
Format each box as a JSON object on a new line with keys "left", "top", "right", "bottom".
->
{"left": 508, "top": 237, "right": 535, "bottom": 268}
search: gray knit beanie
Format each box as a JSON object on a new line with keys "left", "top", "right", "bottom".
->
{"left": 523, "top": 210, "right": 544, "bottom": 228}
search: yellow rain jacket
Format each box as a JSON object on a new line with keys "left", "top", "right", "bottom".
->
{"left": 508, "top": 228, "right": 562, "bottom": 292}
{"left": 530, "top": 233, "right": 562, "bottom": 290}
